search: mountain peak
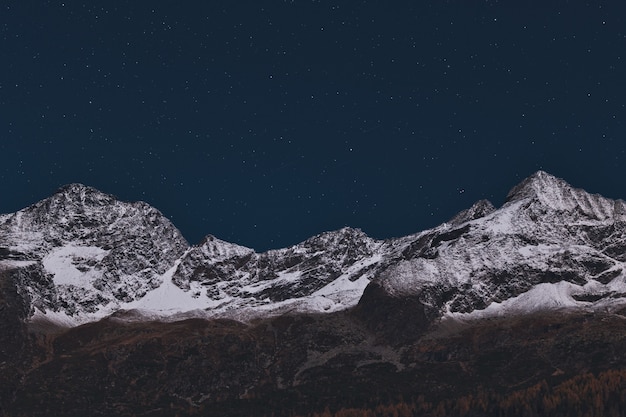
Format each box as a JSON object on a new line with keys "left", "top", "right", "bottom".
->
{"left": 56, "top": 182, "right": 98, "bottom": 193}
{"left": 52, "top": 183, "right": 117, "bottom": 206}
{"left": 503, "top": 170, "right": 625, "bottom": 220}
{"left": 505, "top": 170, "right": 571, "bottom": 203}
{"left": 197, "top": 234, "right": 254, "bottom": 259}
{"left": 449, "top": 199, "right": 495, "bottom": 225}
{"left": 301, "top": 226, "right": 372, "bottom": 249}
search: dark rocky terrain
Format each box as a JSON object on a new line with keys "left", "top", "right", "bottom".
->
{"left": 3, "top": 298, "right": 626, "bottom": 416}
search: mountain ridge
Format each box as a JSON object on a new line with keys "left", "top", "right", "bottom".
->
{"left": 5, "top": 171, "right": 626, "bottom": 416}
{"left": 3, "top": 170, "right": 626, "bottom": 328}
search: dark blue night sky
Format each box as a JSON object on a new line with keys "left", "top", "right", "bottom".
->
{"left": 1, "top": 1, "right": 626, "bottom": 251}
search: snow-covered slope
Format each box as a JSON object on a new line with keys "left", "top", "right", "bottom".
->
{"left": 4, "top": 171, "right": 626, "bottom": 327}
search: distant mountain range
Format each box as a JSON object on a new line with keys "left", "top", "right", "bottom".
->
{"left": 2, "top": 171, "right": 626, "bottom": 416}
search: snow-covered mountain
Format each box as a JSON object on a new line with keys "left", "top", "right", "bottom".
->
{"left": 373, "top": 170, "right": 626, "bottom": 322}
{"left": 3, "top": 171, "right": 626, "bottom": 328}
{"left": 168, "top": 227, "right": 383, "bottom": 320}
{"left": 0, "top": 184, "right": 386, "bottom": 325}
{"left": 0, "top": 184, "right": 188, "bottom": 323}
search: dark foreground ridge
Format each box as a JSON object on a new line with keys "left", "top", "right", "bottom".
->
{"left": 3, "top": 301, "right": 626, "bottom": 416}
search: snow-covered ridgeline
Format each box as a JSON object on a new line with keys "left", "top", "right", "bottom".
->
{"left": 376, "top": 171, "right": 626, "bottom": 317}
{"left": 7, "top": 171, "right": 626, "bottom": 327}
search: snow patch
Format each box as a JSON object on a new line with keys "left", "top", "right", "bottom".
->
{"left": 125, "top": 262, "right": 223, "bottom": 314}
{"left": 444, "top": 281, "right": 588, "bottom": 322}
{"left": 312, "top": 274, "right": 370, "bottom": 308}
{"left": 42, "top": 245, "right": 109, "bottom": 287}
{"left": 485, "top": 200, "right": 524, "bottom": 234}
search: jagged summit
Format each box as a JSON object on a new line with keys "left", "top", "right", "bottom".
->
{"left": 188, "top": 234, "right": 254, "bottom": 266}
{"left": 48, "top": 183, "right": 120, "bottom": 208}
{"left": 300, "top": 226, "right": 371, "bottom": 248}
{"left": 55, "top": 182, "right": 109, "bottom": 195}
{"left": 504, "top": 170, "right": 626, "bottom": 220}
{"left": 25, "top": 183, "right": 137, "bottom": 230}
{"left": 505, "top": 170, "right": 571, "bottom": 203}
{"left": 449, "top": 199, "right": 495, "bottom": 225}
